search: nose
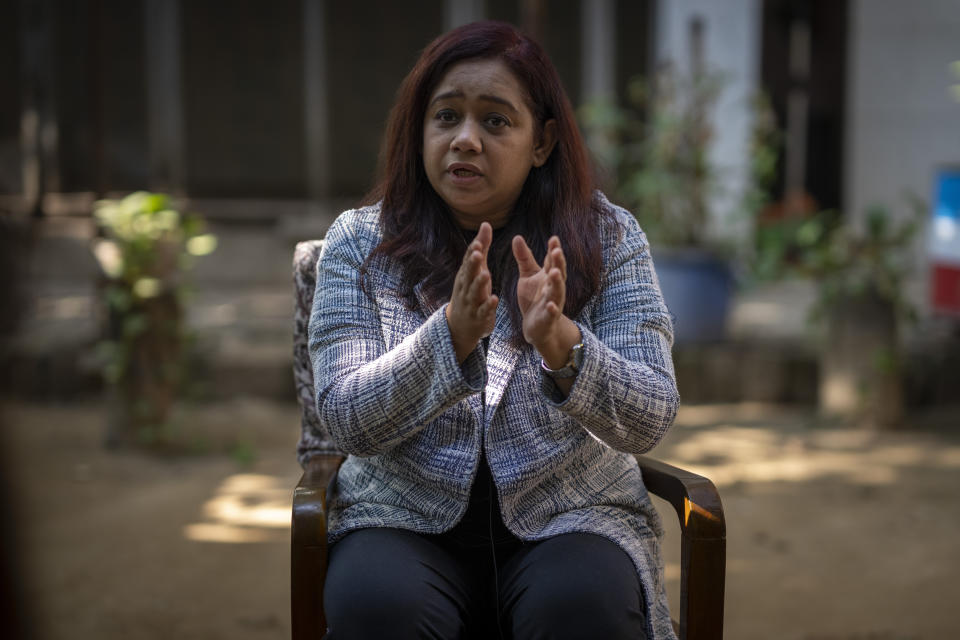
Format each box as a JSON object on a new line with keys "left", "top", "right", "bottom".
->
{"left": 451, "top": 118, "right": 482, "bottom": 153}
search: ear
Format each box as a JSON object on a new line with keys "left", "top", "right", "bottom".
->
{"left": 532, "top": 119, "right": 558, "bottom": 168}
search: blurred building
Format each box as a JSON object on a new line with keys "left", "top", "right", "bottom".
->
{"left": 4, "top": 0, "right": 958, "bottom": 233}
{"left": 2, "top": 0, "right": 654, "bottom": 222}
{"left": 2, "top": 0, "right": 959, "bottom": 403}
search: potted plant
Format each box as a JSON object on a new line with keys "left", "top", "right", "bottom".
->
{"left": 580, "top": 9, "right": 783, "bottom": 345}
{"left": 582, "top": 60, "right": 779, "bottom": 344}
{"left": 91, "top": 191, "right": 217, "bottom": 448}
{"left": 753, "top": 200, "right": 924, "bottom": 428}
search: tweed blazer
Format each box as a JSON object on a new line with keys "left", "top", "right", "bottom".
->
{"left": 305, "top": 193, "right": 680, "bottom": 639}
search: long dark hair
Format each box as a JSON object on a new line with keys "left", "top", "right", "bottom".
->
{"left": 363, "top": 21, "right": 611, "bottom": 338}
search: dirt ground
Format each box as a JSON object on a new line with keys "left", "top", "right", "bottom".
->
{"left": 4, "top": 398, "right": 960, "bottom": 640}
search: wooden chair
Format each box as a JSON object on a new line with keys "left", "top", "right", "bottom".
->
{"left": 290, "top": 240, "right": 726, "bottom": 640}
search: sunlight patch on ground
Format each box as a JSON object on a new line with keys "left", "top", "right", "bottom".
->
{"left": 183, "top": 473, "right": 290, "bottom": 544}
{"left": 663, "top": 562, "right": 681, "bottom": 581}
{"left": 674, "top": 402, "right": 803, "bottom": 427}
{"left": 663, "top": 425, "right": 960, "bottom": 487}
{"left": 183, "top": 523, "right": 281, "bottom": 543}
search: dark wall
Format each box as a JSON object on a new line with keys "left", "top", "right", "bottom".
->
{"left": 101, "top": 0, "right": 149, "bottom": 192}
{"left": 54, "top": 0, "right": 149, "bottom": 195}
{"left": 54, "top": 1, "right": 95, "bottom": 193}
{"left": 183, "top": 0, "right": 306, "bottom": 198}
{"left": 0, "top": 0, "right": 654, "bottom": 205}
{"left": 615, "top": 0, "right": 651, "bottom": 105}
{"left": 0, "top": 2, "right": 22, "bottom": 195}
{"left": 486, "top": 0, "right": 582, "bottom": 106}
{"left": 327, "top": 0, "right": 443, "bottom": 197}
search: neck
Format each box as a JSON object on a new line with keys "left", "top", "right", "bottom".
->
{"left": 452, "top": 208, "right": 511, "bottom": 230}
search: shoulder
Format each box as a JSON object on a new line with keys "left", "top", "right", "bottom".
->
{"left": 321, "top": 202, "right": 385, "bottom": 262}
{"left": 591, "top": 190, "right": 649, "bottom": 258}
{"left": 327, "top": 202, "right": 383, "bottom": 244}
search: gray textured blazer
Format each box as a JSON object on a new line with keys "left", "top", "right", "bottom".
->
{"left": 305, "top": 194, "right": 680, "bottom": 639}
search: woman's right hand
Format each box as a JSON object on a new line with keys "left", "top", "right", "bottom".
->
{"left": 446, "top": 222, "right": 499, "bottom": 364}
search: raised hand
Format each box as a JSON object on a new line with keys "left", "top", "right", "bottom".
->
{"left": 512, "top": 235, "right": 581, "bottom": 371}
{"left": 445, "top": 222, "right": 499, "bottom": 364}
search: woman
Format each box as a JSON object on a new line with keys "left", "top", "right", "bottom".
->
{"left": 305, "top": 20, "right": 680, "bottom": 640}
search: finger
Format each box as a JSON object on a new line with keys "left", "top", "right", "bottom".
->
{"left": 547, "top": 268, "right": 566, "bottom": 307}
{"left": 552, "top": 246, "right": 567, "bottom": 281}
{"left": 551, "top": 266, "right": 566, "bottom": 294}
{"left": 477, "top": 294, "right": 499, "bottom": 318}
{"left": 475, "top": 222, "right": 493, "bottom": 260}
{"left": 466, "top": 267, "right": 491, "bottom": 307}
{"left": 479, "top": 300, "right": 497, "bottom": 336}
{"left": 545, "top": 236, "right": 563, "bottom": 272}
{"left": 466, "top": 249, "right": 483, "bottom": 280}
{"left": 480, "top": 295, "right": 499, "bottom": 336}
{"left": 542, "top": 243, "right": 553, "bottom": 273}
{"left": 452, "top": 256, "right": 469, "bottom": 298}
{"left": 512, "top": 235, "right": 541, "bottom": 276}
{"left": 455, "top": 250, "right": 482, "bottom": 301}
{"left": 547, "top": 236, "right": 561, "bottom": 257}
{"left": 463, "top": 231, "right": 485, "bottom": 261}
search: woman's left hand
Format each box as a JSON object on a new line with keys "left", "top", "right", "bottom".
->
{"left": 512, "top": 235, "right": 581, "bottom": 369}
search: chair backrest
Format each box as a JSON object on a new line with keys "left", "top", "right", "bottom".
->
{"left": 293, "top": 240, "right": 341, "bottom": 464}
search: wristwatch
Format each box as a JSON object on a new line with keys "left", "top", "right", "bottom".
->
{"left": 541, "top": 342, "right": 584, "bottom": 379}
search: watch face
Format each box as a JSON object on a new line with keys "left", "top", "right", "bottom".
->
{"left": 542, "top": 342, "right": 584, "bottom": 379}
{"left": 570, "top": 342, "right": 584, "bottom": 370}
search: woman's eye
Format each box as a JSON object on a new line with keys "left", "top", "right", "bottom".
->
{"left": 436, "top": 110, "right": 458, "bottom": 123}
{"left": 486, "top": 115, "right": 508, "bottom": 128}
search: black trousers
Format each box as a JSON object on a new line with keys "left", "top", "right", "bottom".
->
{"left": 324, "top": 460, "right": 648, "bottom": 640}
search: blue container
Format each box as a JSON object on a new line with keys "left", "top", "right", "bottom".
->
{"left": 651, "top": 248, "right": 733, "bottom": 344}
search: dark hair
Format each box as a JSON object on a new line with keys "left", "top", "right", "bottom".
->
{"left": 362, "top": 21, "right": 610, "bottom": 338}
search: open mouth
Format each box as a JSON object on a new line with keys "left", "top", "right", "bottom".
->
{"left": 449, "top": 164, "right": 482, "bottom": 178}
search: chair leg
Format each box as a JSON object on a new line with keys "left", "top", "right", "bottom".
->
{"left": 291, "top": 542, "right": 327, "bottom": 639}
{"left": 292, "top": 468, "right": 335, "bottom": 640}
{"left": 679, "top": 534, "right": 725, "bottom": 640}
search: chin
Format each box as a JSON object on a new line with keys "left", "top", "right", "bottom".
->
{"left": 446, "top": 200, "right": 485, "bottom": 218}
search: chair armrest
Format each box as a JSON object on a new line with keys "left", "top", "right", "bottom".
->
{"left": 291, "top": 454, "right": 345, "bottom": 640}
{"left": 637, "top": 455, "right": 725, "bottom": 640}
{"left": 636, "top": 456, "right": 725, "bottom": 540}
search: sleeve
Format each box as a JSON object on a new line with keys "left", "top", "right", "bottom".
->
{"left": 540, "top": 211, "right": 680, "bottom": 454}
{"left": 308, "top": 212, "right": 486, "bottom": 457}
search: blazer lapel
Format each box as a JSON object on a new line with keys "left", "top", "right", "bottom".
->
{"left": 483, "top": 301, "right": 521, "bottom": 425}
{"left": 412, "top": 279, "right": 441, "bottom": 317}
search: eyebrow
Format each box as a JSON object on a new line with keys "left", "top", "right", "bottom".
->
{"left": 430, "top": 90, "right": 519, "bottom": 112}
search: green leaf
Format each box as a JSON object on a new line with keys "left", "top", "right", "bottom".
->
{"left": 123, "top": 313, "right": 148, "bottom": 338}
{"left": 133, "top": 277, "right": 162, "bottom": 299}
{"left": 186, "top": 233, "right": 217, "bottom": 256}
{"left": 873, "top": 346, "right": 899, "bottom": 375}
{"left": 106, "top": 287, "right": 133, "bottom": 312}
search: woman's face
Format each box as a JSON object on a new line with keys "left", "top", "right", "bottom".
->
{"left": 422, "top": 58, "right": 556, "bottom": 229}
